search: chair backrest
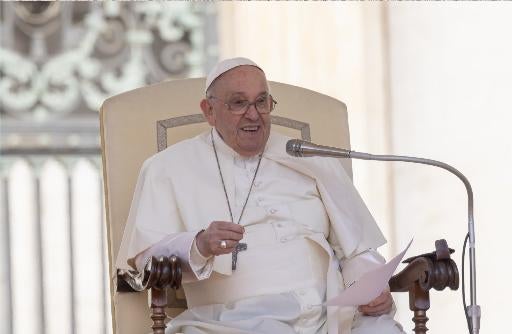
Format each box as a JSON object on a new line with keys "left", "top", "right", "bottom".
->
{"left": 100, "top": 77, "right": 352, "bottom": 334}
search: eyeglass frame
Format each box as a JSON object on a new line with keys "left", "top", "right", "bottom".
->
{"left": 206, "top": 94, "right": 278, "bottom": 115}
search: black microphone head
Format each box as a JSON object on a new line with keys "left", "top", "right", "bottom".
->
{"left": 286, "top": 139, "right": 305, "bottom": 157}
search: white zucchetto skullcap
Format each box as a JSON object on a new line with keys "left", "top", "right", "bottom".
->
{"left": 205, "top": 57, "right": 262, "bottom": 93}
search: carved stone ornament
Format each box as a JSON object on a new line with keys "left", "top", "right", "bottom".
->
{"left": 0, "top": 1, "right": 217, "bottom": 153}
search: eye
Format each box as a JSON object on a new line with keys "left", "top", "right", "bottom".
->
{"left": 231, "top": 99, "right": 247, "bottom": 106}
{"left": 256, "top": 96, "right": 268, "bottom": 106}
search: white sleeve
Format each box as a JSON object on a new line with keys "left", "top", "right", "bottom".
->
{"left": 133, "top": 230, "right": 214, "bottom": 282}
{"left": 327, "top": 224, "right": 386, "bottom": 286}
{"left": 116, "top": 156, "right": 188, "bottom": 270}
{"left": 339, "top": 249, "right": 386, "bottom": 287}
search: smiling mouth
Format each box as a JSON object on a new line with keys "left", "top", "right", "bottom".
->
{"left": 240, "top": 125, "right": 260, "bottom": 132}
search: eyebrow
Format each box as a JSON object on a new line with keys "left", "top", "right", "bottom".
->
{"left": 228, "top": 91, "right": 269, "bottom": 98}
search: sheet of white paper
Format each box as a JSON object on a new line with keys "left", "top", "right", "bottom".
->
{"left": 325, "top": 239, "right": 413, "bottom": 307}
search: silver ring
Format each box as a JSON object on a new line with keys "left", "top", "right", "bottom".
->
{"left": 220, "top": 240, "right": 227, "bottom": 249}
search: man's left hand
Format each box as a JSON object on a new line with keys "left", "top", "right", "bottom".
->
{"left": 357, "top": 288, "right": 393, "bottom": 316}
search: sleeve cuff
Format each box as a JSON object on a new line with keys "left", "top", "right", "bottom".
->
{"left": 189, "top": 233, "right": 214, "bottom": 280}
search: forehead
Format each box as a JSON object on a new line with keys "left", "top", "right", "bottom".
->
{"left": 213, "top": 66, "right": 268, "bottom": 97}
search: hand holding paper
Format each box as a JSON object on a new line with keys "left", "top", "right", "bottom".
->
{"left": 325, "top": 239, "right": 413, "bottom": 308}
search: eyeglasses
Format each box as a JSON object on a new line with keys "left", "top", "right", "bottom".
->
{"left": 208, "top": 94, "right": 277, "bottom": 115}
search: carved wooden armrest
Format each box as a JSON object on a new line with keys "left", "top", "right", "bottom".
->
{"left": 117, "top": 255, "right": 183, "bottom": 334}
{"left": 389, "top": 239, "right": 459, "bottom": 334}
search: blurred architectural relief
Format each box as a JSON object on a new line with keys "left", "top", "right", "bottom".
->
{"left": 1, "top": 1, "right": 216, "bottom": 153}
{"left": 0, "top": 1, "right": 217, "bottom": 333}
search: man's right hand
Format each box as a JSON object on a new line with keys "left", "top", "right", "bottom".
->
{"left": 195, "top": 221, "right": 245, "bottom": 257}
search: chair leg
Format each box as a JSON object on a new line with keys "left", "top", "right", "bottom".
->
{"left": 150, "top": 288, "right": 168, "bottom": 334}
{"left": 409, "top": 283, "right": 430, "bottom": 334}
{"left": 412, "top": 310, "right": 429, "bottom": 334}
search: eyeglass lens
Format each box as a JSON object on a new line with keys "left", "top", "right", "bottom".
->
{"left": 228, "top": 96, "right": 275, "bottom": 114}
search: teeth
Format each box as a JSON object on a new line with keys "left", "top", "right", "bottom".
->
{"left": 242, "top": 126, "right": 258, "bottom": 131}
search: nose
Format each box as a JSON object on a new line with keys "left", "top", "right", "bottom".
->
{"left": 244, "top": 104, "right": 260, "bottom": 120}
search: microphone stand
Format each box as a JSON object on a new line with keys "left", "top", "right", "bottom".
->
{"left": 348, "top": 151, "right": 480, "bottom": 334}
{"left": 287, "top": 141, "right": 481, "bottom": 334}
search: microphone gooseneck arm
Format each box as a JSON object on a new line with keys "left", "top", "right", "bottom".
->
{"left": 286, "top": 139, "right": 480, "bottom": 334}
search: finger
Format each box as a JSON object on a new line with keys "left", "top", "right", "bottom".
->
{"left": 211, "top": 240, "right": 238, "bottom": 255}
{"left": 213, "top": 239, "right": 238, "bottom": 250}
{"left": 216, "top": 230, "right": 244, "bottom": 241}
{"left": 212, "top": 221, "right": 245, "bottom": 233}
{"left": 358, "top": 297, "right": 393, "bottom": 316}
{"left": 358, "top": 291, "right": 391, "bottom": 311}
{"left": 218, "top": 239, "right": 238, "bottom": 249}
{"left": 360, "top": 304, "right": 392, "bottom": 316}
{"left": 208, "top": 230, "right": 243, "bottom": 244}
{"left": 370, "top": 304, "right": 391, "bottom": 315}
{"left": 367, "top": 290, "right": 391, "bottom": 307}
{"left": 368, "top": 293, "right": 387, "bottom": 307}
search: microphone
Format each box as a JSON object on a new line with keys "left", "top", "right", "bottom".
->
{"left": 286, "top": 139, "right": 379, "bottom": 160}
{"left": 286, "top": 139, "right": 351, "bottom": 158}
{"left": 286, "top": 138, "right": 481, "bottom": 334}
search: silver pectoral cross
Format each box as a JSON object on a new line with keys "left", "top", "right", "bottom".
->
{"left": 231, "top": 242, "right": 247, "bottom": 270}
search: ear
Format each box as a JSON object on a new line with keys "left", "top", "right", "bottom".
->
{"left": 200, "top": 98, "right": 215, "bottom": 126}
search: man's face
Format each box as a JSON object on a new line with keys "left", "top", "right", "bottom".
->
{"left": 201, "top": 66, "right": 271, "bottom": 157}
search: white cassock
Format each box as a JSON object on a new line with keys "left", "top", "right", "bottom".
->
{"left": 116, "top": 129, "right": 404, "bottom": 334}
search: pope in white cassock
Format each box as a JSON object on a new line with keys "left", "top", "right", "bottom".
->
{"left": 116, "top": 57, "right": 405, "bottom": 334}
